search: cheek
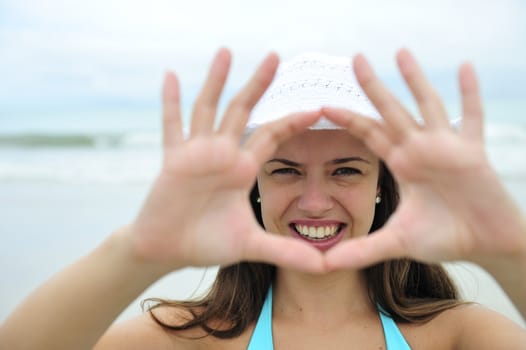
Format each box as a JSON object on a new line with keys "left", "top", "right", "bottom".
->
{"left": 338, "top": 187, "right": 378, "bottom": 234}
{"left": 341, "top": 195, "right": 376, "bottom": 218}
{"left": 258, "top": 181, "right": 295, "bottom": 230}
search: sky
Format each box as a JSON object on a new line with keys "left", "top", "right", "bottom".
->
{"left": 0, "top": 0, "right": 525, "bottom": 115}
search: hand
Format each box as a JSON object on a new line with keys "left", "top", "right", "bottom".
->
{"left": 128, "top": 48, "right": 325, "bottom": 273}
{"left": 322, "top": 49, "right": 526, "bottom": 270}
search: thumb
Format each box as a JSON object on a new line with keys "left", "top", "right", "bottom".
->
{"left": 325, "top": 228, "right": 406, "bottom": 270}
{"left": 243, "top": 228, "right": 327, "bottom": 273}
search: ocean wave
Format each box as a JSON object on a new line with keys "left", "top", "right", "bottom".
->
{"left": 0, "top": 121, "right": 524, "bottom": 185}
{"left": 483, "top": 121, "right": 526, "bottom": 179}
{"left": 0, "top": 132, "right": 161, "bottom": 149}
{"left": 486, "top": 123, "right": 526, "bottom": 144}
{"left": 0, "top": 148, "right": 160, "bottom": 185}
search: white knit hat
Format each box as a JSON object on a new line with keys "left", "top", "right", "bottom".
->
{"left": 246, "top": 52, "right": 381, "bottom": 135}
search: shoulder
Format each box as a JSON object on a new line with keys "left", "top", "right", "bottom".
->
{"left": 93, "top": 307, "right": 203, "bottom": 350}
{"left": 447, "top": 304, "right": 526, "bottom": 349}
{"left": 93, "top": 306, "right": 253, "bottom": 350}
{"left": 401, "top": 304, "right": 526, "bottom": 349}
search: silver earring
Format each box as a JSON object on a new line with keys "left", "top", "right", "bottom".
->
{"left": 375, "top": 195, "right": 381, "bottom": 204}
{"left": 256, "top": 197, "right": 261, "bottom": 203}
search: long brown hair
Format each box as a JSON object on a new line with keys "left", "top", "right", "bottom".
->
{"left": 145, "top": 163, "right": 462, "bottom": 337}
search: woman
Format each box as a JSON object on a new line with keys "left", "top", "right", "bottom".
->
{"left": 1, "top": 48, "right": 525, "bottom": 349}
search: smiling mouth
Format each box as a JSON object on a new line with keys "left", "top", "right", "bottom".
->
{"left": 290, "top": 223, "right": 345, "bottom": 240}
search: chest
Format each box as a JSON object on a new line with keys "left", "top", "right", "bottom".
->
{"left": 188, "top": 317, "right": 452, "bottom": 350}
{"left": 271, "top": 318, "right": 387, "bottom": 350}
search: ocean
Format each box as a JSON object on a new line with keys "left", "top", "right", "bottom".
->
{"left": 1, "top": 99, "right": 525, "bottom": 186}
{"left": 0, "top": 99, "right": 525, "bottom": 325}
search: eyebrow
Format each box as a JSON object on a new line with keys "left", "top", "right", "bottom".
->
{"left": 266, "top": 157, "right": 370, "bottom": 166}
{"left": 266, "top": 158, "right": 301, "bottom": 167}
{"left": 331, "top": 157, "right": 370, "bottom": 165}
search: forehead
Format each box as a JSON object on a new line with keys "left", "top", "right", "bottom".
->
{"left": 272, "top": 130, "right": 375, "bottom": 161}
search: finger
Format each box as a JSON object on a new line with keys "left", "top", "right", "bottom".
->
{"left": 244, "top": 111, "right": 322, "bottom": 164}
{"left": 459, "top": 62, "right": 484, "bottom": 142}
{"left": 243, "top": 229, "right": 326, "bottom": 273}
{"left": 162, "top": 71, "right": 183, "bottom": 148}
{"left": 353, "top": 54, "right": 417, "bottom": 138}
{"left": 190, "top": 48, "right": 232, "bottom": 136}
{"left": 325, "top": 228, "right": 406, "bottom": 270}
{"left": 396, "top": 49, "right": 450, "bottom": 129}
{"left": 219, "top": 53, "right": 279, "bottom": 138}
{"left": 321, "top": 107, "right": 394, "bottom": 161}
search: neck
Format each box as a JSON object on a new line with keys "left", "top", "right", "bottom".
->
{"left": 273, "top": 268, "right": 375, "bottom": 325}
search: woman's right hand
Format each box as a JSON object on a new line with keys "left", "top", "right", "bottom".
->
{"left": 128, "top": 48, "right": 325, "bottom": 273}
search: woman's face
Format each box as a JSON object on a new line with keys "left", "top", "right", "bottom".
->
{"left": 257, "top": 130, "right": 380, "bottom": 252}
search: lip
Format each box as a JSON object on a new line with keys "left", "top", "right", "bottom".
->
{"left": 288, "top": 219, "right": 346, "bottom": 252}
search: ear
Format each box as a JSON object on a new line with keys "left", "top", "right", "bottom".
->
{"left": 250, "top": 182, "right": 264, "bottom": 227}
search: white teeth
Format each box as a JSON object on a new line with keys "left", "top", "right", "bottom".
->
{"left": 295, "top": 224, "right": 339, "bottom": 240}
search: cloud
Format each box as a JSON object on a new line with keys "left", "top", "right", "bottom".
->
{"left": 1, "top": 0, "right": 525, "bottom": 112}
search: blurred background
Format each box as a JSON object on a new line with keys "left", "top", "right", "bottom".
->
{"left": 1, "top": 0, "right": 525, "bottom": 325}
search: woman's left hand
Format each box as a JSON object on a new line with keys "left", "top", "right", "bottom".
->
{"left": 322, "top": 49, "right": 526, "bottom": 270}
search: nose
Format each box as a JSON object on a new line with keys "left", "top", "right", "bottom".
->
{"left": 297, "top": 176, "right": 334, "bottom": 215}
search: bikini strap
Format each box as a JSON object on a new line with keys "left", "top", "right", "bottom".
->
{"left": 247, "top": 287, "right": 410, "bottom": 349}
{"left": 378, "top": 311, "right": 411, "bottom": 349}
{"left": 247, "top": 285, "right": 274, "bottom": 350}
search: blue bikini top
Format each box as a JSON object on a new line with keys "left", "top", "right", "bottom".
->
{"left": 247, "top": 285, "right": 411, "bottom": 349}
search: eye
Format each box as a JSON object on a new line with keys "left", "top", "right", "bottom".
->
{"left": 271, "top": 168, "right": 301, "bottom": 175}
{"left": 332, "top": 167, "right": 362, "bottom": 176}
